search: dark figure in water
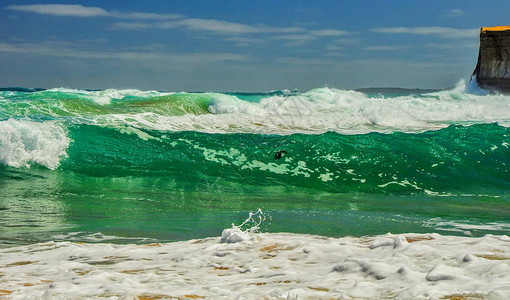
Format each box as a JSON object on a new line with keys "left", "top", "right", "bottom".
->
{"left": 274, "top": 150, "right": 287, "bottom": 160}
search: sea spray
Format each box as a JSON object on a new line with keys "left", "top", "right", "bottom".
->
{"left": 221, "top": 209, "right": 266, "bottom": 243}
{"left": 466, "top": 76, "right": 491, "bottom": 95}
{"left": 0, "top": 119, "right": 70, "bottom": 169}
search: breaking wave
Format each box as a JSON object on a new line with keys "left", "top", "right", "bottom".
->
{"left": 0, "top": 119, "right": 70, "bottom": 169}
{"left": 1, "top": 81, "right": 510, "bottom": 134}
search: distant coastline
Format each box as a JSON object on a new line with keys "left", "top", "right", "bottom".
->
{"left": 1, "top": 86, "right": 443, "bottom": 94}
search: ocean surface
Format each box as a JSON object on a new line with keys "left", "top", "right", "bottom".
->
{"left": 1, "top": 81, "right": 510, "bottom": 247}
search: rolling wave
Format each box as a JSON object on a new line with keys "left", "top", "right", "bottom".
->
{"left": 0, "top": 83, "right": 509, "bottom": 194}
{"left": 1, "top": 82, "right": 510, "bottom": 134}
{"left": 1, "top": 120, "right": 507, "bottom": 195}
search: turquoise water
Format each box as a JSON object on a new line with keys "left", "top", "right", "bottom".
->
{"left": 1, "top": 85, "right": 509, "bottom": 246}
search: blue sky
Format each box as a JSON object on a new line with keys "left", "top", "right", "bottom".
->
{"left": 1, "top": 1, "right": 509, "bottom": 91}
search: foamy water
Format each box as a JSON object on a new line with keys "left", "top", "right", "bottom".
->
{"left": 3, "top": 81, "right": 510, "bottom": 135}
{"left": 106, "top": 82, "right": 510, "bottom": 134}
{"left": 1, "top": 232, "right": 509, "bottom": 299}
{"left": 0, "top": 119, "right": 70, "bottom": 169}
{"left": 1, "top": 211, "right": 509, "bottom": 299}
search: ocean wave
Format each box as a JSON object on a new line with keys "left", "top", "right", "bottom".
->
{"left": 39, "top": 87, "right": 173, "bottom": 105}
{"left": 2, "top": 81, "right": 510, "bottom": 134}
{"left": 50, "top": 123, "right": 509, "bottom": 197}
{"left": 0, "top": 115, "right": 508, "bottom": 197}
{"left": 97, "top": 82, "right": 510, "bottom": 134}
{"left": 0, "top": 119, "right": 70, "bottom": 169}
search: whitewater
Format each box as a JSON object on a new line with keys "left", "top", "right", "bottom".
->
{"left": 0, "top": 81, "right": 509, "bottom": 299}
{"left": 1, "top": 81, "right": 510, "bottom": 139}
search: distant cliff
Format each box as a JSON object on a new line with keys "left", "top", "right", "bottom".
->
{"left": 472, "top": 26, "right": 510, "bottom": 93}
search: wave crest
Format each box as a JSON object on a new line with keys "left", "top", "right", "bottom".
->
{"left": 2, "top": 84, "right": 510, "bottom": 134}
{"left": 0, "top": 119, "right": 70, "bottom": 169}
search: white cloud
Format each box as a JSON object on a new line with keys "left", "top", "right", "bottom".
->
{"left": 364, "top": 45, "right": 410, "bottom": 51}
{"left": 271, "top": 34, "right": 319, "bottom": 47}
{"left": 7, "top": 4, "right": 180, "bottom": 19}
{"left": 326, "top": 45, "right": 344, "bottom": 51}
{"left": 332, "top": 38, "right": 360, "bottom": 46}
{"left": 114, "top": 18, "right": 305, "bottom": 35}
{"left": 179, "top": 19, "right": 270, "bottom": 34}
{"left": 371, "top": 26, "right": 478, "bottom": 38}
{"left": 115, "top": 12, "right": 181, "bottom": 20}
{"left": 7, "top": 4, "right": 109, "bottom": 17}
{"left": 113, "top": 17, "right": 353, "bottom": 48}
{"left": 273, "top": 34, "right": 317, "bottom": 41}
{"left": 277, "top": 57, "right": 333, "bottom": 66}
{"left": 7, "top": 4, "right": 353, "bottom": 49}
{"left": 223, "top": 36, "right": 262, "bottom": 47}
{"left": 7, "top": 4, "right": 298, "bottom": 34}
{"left": 0, "top": 41, "right": 247, "bottom": 63}
{"left": 112, "top": 19, "right": 355, "bottom": 51}
{"left": 444, "top": 9, "right": 465, "bottom": 17}
{"left": 425, "top": 42, "right": 478, "bottom": 49}
{"left": 113, "top": 22, "right": 156, "bottom": 30}
{"left": 311, "top": 29, "right": 351, "bottom": 37}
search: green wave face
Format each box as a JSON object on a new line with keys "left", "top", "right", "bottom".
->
{"left": 61, "top": 123, "right": 509, "bottom": 195}
{"left": 0, "top": 89, "right": 214, "bottom": 120}
{"left": 1, "top": 86, "right": 510, "bottom": 245}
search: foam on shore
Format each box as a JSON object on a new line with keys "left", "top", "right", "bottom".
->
{"left": 0, "top": 232, "right": 509, "bottom": 299}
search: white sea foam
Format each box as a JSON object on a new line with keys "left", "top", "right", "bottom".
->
{"left": 45, "top": 87, "right": 173, "bottom": 105}
{"left": 96, "top": 81, "right": 510, "bottom": 135}
{"left": 0, "top": 119, "right": 70, "bottom": 169}
{"left": 221, "top": 208, "right": 265, "bottom": 243}
{"left": 0, "top": 232, "right": 509, "bottom": 299}
{"left": 50, "top": 232, "right": 157, "bottom": 244}
{"left": 423, "top": 218, "right": 510, "bottom": 236}
{"left": 6, "top": 83, "right": 510, "bottom": 135}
